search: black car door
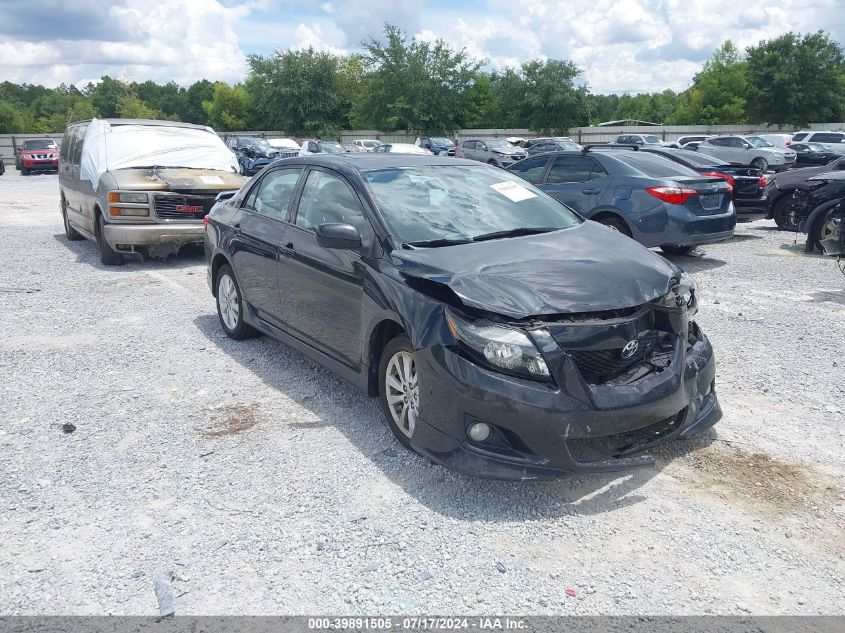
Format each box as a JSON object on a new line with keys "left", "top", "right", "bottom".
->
{"left": 229, "top": 167, "right": 303, "bottom": 326}
{"left": 277, "top": 168, "right": 373, "bottom": 369}
{"left": 541, "top": 155, "right": 610, "bottom": 214}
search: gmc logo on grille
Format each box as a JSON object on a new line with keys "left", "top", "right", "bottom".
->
{"left": 175, "top": 204, "right": 203, "bottom": 212}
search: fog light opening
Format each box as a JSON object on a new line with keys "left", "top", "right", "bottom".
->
{"left": 468, "top": 422, "right": 491, "bottom": 443}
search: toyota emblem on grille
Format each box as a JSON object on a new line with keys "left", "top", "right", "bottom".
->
{"left": 620, "top": 339, "right": 639, "bottom": 359}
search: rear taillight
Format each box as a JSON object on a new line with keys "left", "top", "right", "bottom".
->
{"left": 646, "top": 186, "right": 697, "bottom": 205}
{"left": 785, "top": 140, "right": 792, "bottom": 146}
{"left": 203, "top": 215, "right": 210, "bottom": 229}
{"left": 702, "top": 172, "right": 735, "bottom": 187}
{"left": 759, "top": 174, "right": 768, "bottom": 187}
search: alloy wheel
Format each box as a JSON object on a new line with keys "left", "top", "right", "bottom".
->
{"left": 218, "top": 274, "right": 240, "bottom": 330}
{"left": 385, "top": 351, "right": 418, "bottom": 438}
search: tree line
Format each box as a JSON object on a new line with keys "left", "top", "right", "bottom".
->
{"left": 1, "top": 26, "right": 843, "bottom": 137}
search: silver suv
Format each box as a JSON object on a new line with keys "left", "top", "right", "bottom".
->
{"left": 456, "top": 138, "right": 526, "bottom": 167}
{"left": 59, "top": 119, "right": 246, "bottom": 265}
{"left": 698, "top": 135, "right": 797, "bottom": 171}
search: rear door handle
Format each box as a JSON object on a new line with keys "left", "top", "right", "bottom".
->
{"left": 582, "top": 188, "right": 601, "bottom": 195}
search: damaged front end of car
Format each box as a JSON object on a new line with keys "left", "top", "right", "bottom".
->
{"left": 401, "top": 266, "right": 720, "bottom": 481}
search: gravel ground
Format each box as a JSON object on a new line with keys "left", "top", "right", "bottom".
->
{"left": 1, "top": 169, "right": 844, "bottom": 616}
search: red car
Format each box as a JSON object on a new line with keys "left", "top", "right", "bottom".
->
{"left": 17, "top": 138, "right": 60, "bottom": 175}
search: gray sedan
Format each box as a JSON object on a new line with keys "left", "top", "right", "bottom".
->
{"left": 456, "top": 139, "right": 526, "bottom": 167}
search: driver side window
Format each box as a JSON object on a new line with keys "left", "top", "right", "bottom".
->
{"left": 295, "top": 171, "right": 367, "bottom": 235}
{"left": 244, "top": 168, "right": 303, "bottom": 221}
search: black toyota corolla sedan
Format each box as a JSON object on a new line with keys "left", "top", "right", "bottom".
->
{"left": 204, "top": 154, "right": 721, "bottom": 480}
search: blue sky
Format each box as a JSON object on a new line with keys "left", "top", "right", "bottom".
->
{"left": 1, "top": 0, "right": 843, "bottom": 94}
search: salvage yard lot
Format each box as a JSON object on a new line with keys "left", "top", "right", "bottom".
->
{"left": 1, "top": 169, "right": 844, "bottom": 615}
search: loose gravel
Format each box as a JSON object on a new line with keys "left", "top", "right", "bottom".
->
{"left": 0, "top": 169, "right": 844, "bottom": 615}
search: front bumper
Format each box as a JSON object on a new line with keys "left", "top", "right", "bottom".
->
{"left": 103, "top": 223, "right": 205, "bottom": 249}
{"left": 411, "top": 322, "right": 720, "bottom": 480}
{"left": 21, "top": 158, "right": 59, "bottom": 171}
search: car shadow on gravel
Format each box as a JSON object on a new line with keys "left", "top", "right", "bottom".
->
{"left": 190, "top": 313, "right": 712, "bottom": 520}
{"left": 52, "top": 233, "right": 205, "bottom": 271}
{"left": 660, "top": 253, "right": 727, "bottom": 273}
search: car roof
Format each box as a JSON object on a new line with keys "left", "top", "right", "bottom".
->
{"left": 270, "top": 153, "right": 477, "bottom": 171}
{"left": 69, "top": 118, "right": 211, "bottom": 130}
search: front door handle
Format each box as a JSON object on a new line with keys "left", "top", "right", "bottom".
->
{"left": 280, "top": 242, "right": 295, "bottom": 255}
{"left": 582, "top": 188, "right": 601, "bottom": 195}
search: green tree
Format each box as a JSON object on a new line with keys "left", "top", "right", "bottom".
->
{"left": 356, "top": 24, "right": 480, "bottom": 133}
{"left": 745, "top": 30, "right": 845, "bottom": 125}
{"left": 248, "top": 48, "right": 349, "bottom": 136}
{"left": 183, "top": 79, "right": 215, "bottom": 125}
{"left": 518, "top": 59, "right": 591, "bottom": 133}
{"left": 0, "top": 101, "right": 26, "bottom": 133}
{"left": 89, "top": 76, "right": 130, "bottom": 118}
{"left": 462, "top": 73, "right": 497, "bottom": 129}
{"left": 671, "top": 41, "right": 747, "bottom": 124}
{"left": 117, "top": 94, "right": 160, "bottom": 119}
{"left": 202, "top": 82, "right": 253, "bottom": 131}
{"left": 490, "top": 68, "right": 527, "bottom": 128}
{"left": 69, "top": 99, "right": 97, "bottom": 123}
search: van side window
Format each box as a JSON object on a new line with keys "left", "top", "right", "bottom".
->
{"left": 60, "top": 130, "right": 72, "bottom": 162}
{"left": 70, "top": 125, "right": 88, "bottom": 166}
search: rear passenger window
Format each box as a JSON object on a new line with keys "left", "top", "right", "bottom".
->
{"left": 508, "top": 156, "right": 548, "bottom": 184}
{"left": 244, "top": 168, "right": 303, "bottom": 221}
{"left": 811, "top": 133, "right": 845, "bottom": 143}
{"left": 547, "top": 156, "right": 595, "bottom": 183}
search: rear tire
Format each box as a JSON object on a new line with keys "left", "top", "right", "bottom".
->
{"left": 378, "top": 334, "right": 418, "bottom": 452}
{"left": 215, "top": 265, "right": 259, "bottom": 340}
{"left": 594, "top": 215, "right": 631, "bottom": 237}
{"left": 661, "top": 245, "right": 695, "bottom": 256}
{"left": 751, "top": 157, "right": 768, "bottom": 172}
{"left": 96, "top": 213, "right": 123, "bottom": 266}
{"left": 62, "top": 198, "right": 83, "bottom": 241}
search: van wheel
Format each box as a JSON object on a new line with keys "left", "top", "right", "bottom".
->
{"left": 378, "top": 334, "right": 418, "bottom": 451}
{"left": 62, "top": 198, "right": 83, "bottom": 241}
{"left": 661, "top": 245, "right": 695, "bottom": 256}
{"left": 96, "top": 214, "right": 123, "bottom": 266}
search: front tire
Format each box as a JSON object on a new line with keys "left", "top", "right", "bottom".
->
{"left": 378, "top": 334, "right": 418, "bottom": 451}
{"left": 661, "top": 244, "right": 695, "bottom": 256}
{"left": 594, "top": 215, "right": 632, "bottom": 237}
{"left": 215, "top": 265, "right": 259, "bottom": 340}
{"left": 751, "top": 157, "right": 768, "bottom": 171}
{"left": 21, "top": 165, "right": 29, "bottom": 176}
{"left": 96, "top": 214, "right": 123, "bottom": 265}
{"left": 809, "top": 206, "right": 838, "bottom": 253}
{"left": 772, "top": 195, "right": 798, "bottom": 230}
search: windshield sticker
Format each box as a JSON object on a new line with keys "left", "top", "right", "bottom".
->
{"left": 200, "top": 175, "right": 224, "bottom": 185}
{"left": 490, "top": 181, "right": 537, "bottom": 202}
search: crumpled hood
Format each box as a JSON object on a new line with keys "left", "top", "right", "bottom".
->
{"left": 109, "top": 167, "right": 247, "bottom": 191}
{"left": 391, "top": 221, "right": 678, "bottom": 319}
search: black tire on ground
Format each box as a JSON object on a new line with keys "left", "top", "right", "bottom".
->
{"left": 96, "top": 213, "right": 123, "bottom": 266}
{"left": 660, "top": 244, "right": 695, "bottom": 256}
{"left": 751, "top": 157, "right": 768, "bottom": 172}
{"left": 809, "top": 206, "right": 838, "bottom": 253}
{"left": 772, "top": 195, "right": 798, "bottom": 230}
{"left": 21, "top": 165, "right": 29, "bottom": 175}
{"left": 215, "top": 265, "right": 259, "bottom": 340}
{"left": 62, "top": 198, "right": 83, "bottom": 241}
{"left": 594, "top": 215, "right": 631, "bottom": 237}
{"left": 377, "top": 333, "right": 417, "bottom": 452}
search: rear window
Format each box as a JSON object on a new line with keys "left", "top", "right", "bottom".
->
{"left": 656, "top": 151, "right": 721, "bottom": 167}
{"left": 810, "top": 133, "right": 845, "bottom": 143}
{"left": 617, "top": 152, "right": 701, "bottom": 178}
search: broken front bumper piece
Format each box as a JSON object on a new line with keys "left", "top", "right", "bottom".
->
{"left": 411, "top": 323, "right": 720, "bottom": 481}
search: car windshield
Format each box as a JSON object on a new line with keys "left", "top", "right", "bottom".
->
{"left": 618, "top": 153, "right": 701, "bottom": 178}
{"left": 362, "top": 165, "right": 581, "bottom": 244}
{"left": 487, "top": 139, "right": 516, "bottom": 149}
{"left": 245, "top": 138, "right": 273, "bottom": 149}
{"left": 318, "top": 142, "right": 345, "bottom": 153}
{"left": 667, "top": 151, "right": 722, "bottom": 167}
{"left": 642, "top": 135, "right": 662, "bottom": 144}
{"left": 746, "top": 136, "right": 773, "bottom": 148}
{"left": 23, "top": 140, "right": 57, "bottom": 150}
{"left": 429, "top": 137, "right": 453, "bottom": 146}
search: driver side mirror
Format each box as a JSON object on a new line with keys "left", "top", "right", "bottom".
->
{"left": 316, "top": 223, "right": 362, "bottom": 250}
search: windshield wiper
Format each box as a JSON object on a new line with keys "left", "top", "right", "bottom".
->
{"left": 402, "top": 238, "right": 472, "bottom": 248}
{"left": 471, "top": 227, "right": 558, "bottom": 242}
